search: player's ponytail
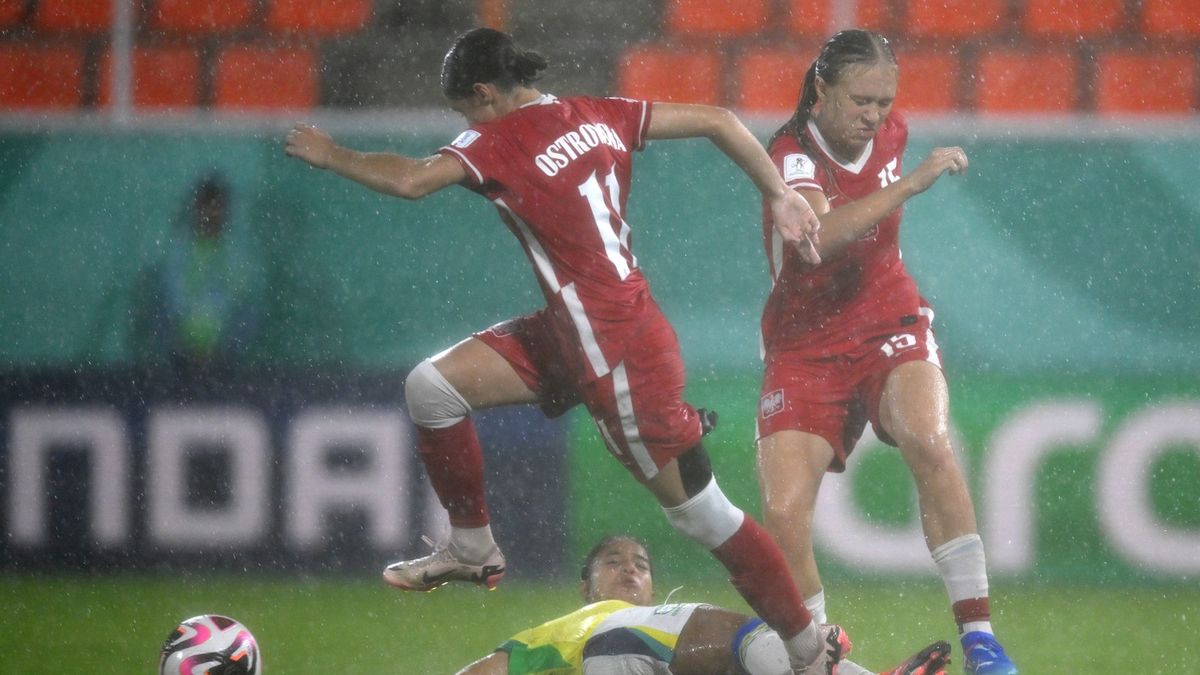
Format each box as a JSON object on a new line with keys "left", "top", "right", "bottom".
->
{"left": 441, "top": 27, "right": 548, "bottom": 99}
{"left": 511, "top": 49, "right": 548, "bottom": 85}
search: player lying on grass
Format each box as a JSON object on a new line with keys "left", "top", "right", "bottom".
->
{"left": 457, "top": 534, "right": 951, "bottom": 675}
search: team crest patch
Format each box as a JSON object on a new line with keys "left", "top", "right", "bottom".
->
{"left": 451, "top": 129, "right": 481, "bottom": 148}
{"left": 761, "top": 389, "right": 785, "bottom": 419}
{"left": 783, "top": 154, "right": 816, "bottom": 182}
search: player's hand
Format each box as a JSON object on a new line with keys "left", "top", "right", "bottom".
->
{"left": 903, "top": 146, "right": 969, "bottom": 195}
{"left": 284, "top": 123, "right": 336, "bottom": 169}
{"left": 770, "top": 189, "right": 822, "bottom": 265}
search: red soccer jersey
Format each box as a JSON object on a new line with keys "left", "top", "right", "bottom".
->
{"left": 761, "top": 112, "right": 923, "bottom": 355}
{"left": 439, "top": 94, "right": 653, "bottom": 381}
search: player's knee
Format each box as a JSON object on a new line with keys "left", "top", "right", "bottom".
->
{"left": 662, "top": 476, "right": 744, "bottom": 550}
{"left": 405, "top": 359, "right": 471, "bottom": 428}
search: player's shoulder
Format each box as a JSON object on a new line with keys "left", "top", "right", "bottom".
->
{"left": 769, "top": 133, "right": 818, "bottom": 185}
{"left": 768, "top": 132, "right": 809, "bottom": 172}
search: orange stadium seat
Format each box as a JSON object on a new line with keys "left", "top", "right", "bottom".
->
{"left": 1140, "top": 0, "right": 1200, "bottom": 38}
{"left": 0, "top": 0, "right": 23, "bottom": 27}
{"left": 786, "top": 0, "right": 894, "bottom": 37}
{"left": 785, "top": 0, "right": 831, "bottom": 39}
{"left": 214, "top": 44, "right": 318, "bottom": 110}
{"left": 148, "top": 0, "right": 255, "bottom": 33}
{"left": 0, "top": 43, "right": 85, "bottom": 109}
{"left": 1022, "top": 0, "right": 1124, "bottom": 38}
{"left": 736, "top": 46, "right": 815, "bottom": 113}
{"left": 617, "top": 44, "right": 723, "bottom": 106}
{"left": 32, "top": 0, "right": 112, "bottom": 32}
{"left": 265, "top": 0, "right": 372, "bottom": 36}
{"left": 1095, "top": 51, "right": 1196, "bottom": 114}
{"left": 97, "top": 46, "right": 202, "bottom": 109}
{"left": 895, "top": 49, "right": 961, "bottom": 112}
{"left": 904, "top": 0, "right": 1006, "bottom": 39}
{"left": 663, "top": 0, "right": 770, "bottom": 39}
{"left": 975, "top": 47, "right": 1078, "bottom": 113}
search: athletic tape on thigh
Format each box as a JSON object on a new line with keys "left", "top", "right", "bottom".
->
{"left": 662, "top": 477, "right": 745, "bottom": 550}
{"left": 404, "top": 359, "right": 471, "bottom": 429}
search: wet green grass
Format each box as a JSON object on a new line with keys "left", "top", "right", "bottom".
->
{"left": 2, "top": 574, "right": 1195, "bottom": 673}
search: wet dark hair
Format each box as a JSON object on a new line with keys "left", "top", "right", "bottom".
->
{"left": 769, "top": 29, "right": 897, "bottom": 165}
{"left": 441, "top": 27, "right": 548, "bottom": 100}
{"left": 580, "top": 535, "right": 652, "bottom": 586}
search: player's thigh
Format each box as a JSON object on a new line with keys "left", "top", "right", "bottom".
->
{"left": 669, "top": 607, "right": 748, "bottom": 675}
{"left": 876, "top": 359, "right": 951, "bottom": 450}
{"left": 756, "top": 430, "right": 833, "bottom": 524}
{"left": 430, "top": 335, "right": 538, "bottom": 409}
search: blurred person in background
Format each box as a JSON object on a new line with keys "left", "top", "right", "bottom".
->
{"left": 286, "top": 26, "right": 846, "bottom": 673}
{"left": 133, "top": 172, "right": 262, "bottom": 371}
{"left": 458, "top": 534, "right": 952, "bottom": 675}
{"left": 753, "top": 29, "right": 1017, "bottom": 675}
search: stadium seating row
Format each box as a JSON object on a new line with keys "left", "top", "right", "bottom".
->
{"left": 663, "top": 0, "right": 1200, "bottom": 40}
{"left": 0, "top": 0, "right": 372, "bottom": 35}
{"left": 0, "top": 43, "right": 317, "bottom": 109}
{"left": 1, "top": 0, "right": 1197, "bottom": 113}
{"left": 3, "top": 38, "right": 1195, "bottom": 114}
{"left": 617, "top": 43, "right": 1199, "bottom": 114}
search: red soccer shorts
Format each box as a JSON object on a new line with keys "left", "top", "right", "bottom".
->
{"left": 756, "top": 308, "right": 942, "bottom": 471}
{"left": 475, "top": 302, "right": 704, "bottom": 481}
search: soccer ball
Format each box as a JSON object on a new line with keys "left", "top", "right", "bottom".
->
{"left": 159, "top": 614, "right": 262, "bottom": 675}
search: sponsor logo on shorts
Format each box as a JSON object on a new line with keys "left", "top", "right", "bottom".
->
{"left": 761, "top": 389, "right": 785, "bottom": 419}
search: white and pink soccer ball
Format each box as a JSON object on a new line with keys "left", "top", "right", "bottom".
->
{"left": 159, "top": 614, "right": 262, "bottom": 675}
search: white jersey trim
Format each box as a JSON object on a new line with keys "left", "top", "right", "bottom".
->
{"left": 635, "top": 100, "right": 649, "bottom": 150}
{"left": 494, "top": 196, "right": 612, "bottom": 380}
{"left": 806, "top": 119, "right": 873, "bottom": 174}
{"left": 920, "top": 306, "right": 942, "bottom": 369}
{"left": 611, "top": 362, "right": 657, "bottom": 478}
{"left": 439, "top": 145, "right": 483, "bottom": 184}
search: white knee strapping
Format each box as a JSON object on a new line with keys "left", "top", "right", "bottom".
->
{"left": 662, "top": 477, "right": 745, "bottom": 550}
{"left": 405, "top": 359, "right": 471, "bottom": 429}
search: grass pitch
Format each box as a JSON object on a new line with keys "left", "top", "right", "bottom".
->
{"left": 3, "top": 574, "right": 1196, "bottom": 673}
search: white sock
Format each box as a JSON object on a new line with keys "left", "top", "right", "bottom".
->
{"left": 738, "top": 620, "right": 868, "bottom": 675}
{"left": 448, "top": 524, "right": 496, "bottom": 563}
{"left": 962, "top": 620, "right": 994, "bottom": 635}
{"left": 782, "top": 621, "right": 822, "bottom": 668}
{"left": 804, "top": 589, "right": 828, "bottom": 625}
{"left": 933, "top": 533, "right": 993, "bottom": 635}
{"left": 734, "top": 621, "right": 790, "bottom": 675}
{"left": 933, "top": 534, "right": 989, "bottom": 602}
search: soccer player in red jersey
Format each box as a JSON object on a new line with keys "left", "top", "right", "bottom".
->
{"left": 286, "top": 27, "right": 841, "bottom": 673}
{"left": 753, "top": 30, "right": 1017, "bottom": 675}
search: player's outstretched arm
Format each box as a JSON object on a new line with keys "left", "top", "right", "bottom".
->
{"left": 798, "top": 145, "right": 969, "bottom": 259}
{"left": 284, "top": 123, "right": 466, "bottom": 200}
{"left": 646, "top": 103, "right": 821, "bottom": 265}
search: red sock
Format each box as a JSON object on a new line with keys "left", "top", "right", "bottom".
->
{"left": 416, "top": 419, "right": 489, "bottom": 528}
{"left": 712, "top": 516, "right": 812, "bottom": 639}
{"left": 953, "top": 597, "right": 991, "bottom": 631}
